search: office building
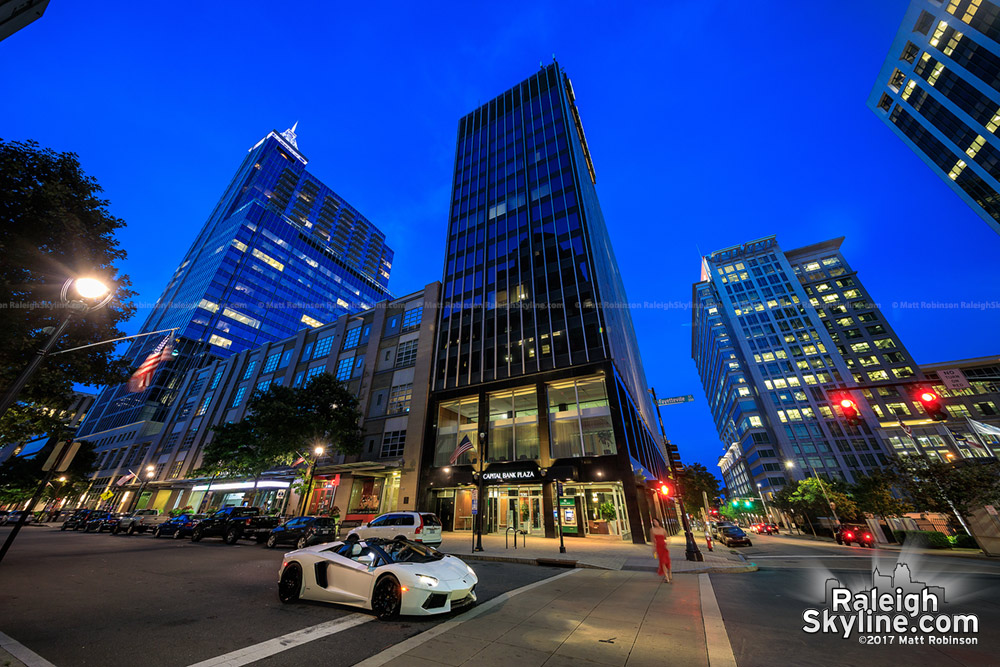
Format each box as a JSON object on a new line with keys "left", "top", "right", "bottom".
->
{"left": 692, "top": 236, "right": 943, "bottom": 499}
{"left": 0, "top": 0, "right": 50, "bottom": 42}
{"left": 869, "top": 0, "right": 1000, "bottom": 235}
{"left": 76, "top": 125, "right": 394, "bottom": 471}
{"left": 81, "top": 284, "right": 438, "bottom": 517}
{"left": 420, "top": 62, "right": 670, "bottom": 545}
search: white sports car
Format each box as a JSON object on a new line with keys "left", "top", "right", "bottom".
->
{"left": 277, "top": 538, "right": 478, "bottom": 619}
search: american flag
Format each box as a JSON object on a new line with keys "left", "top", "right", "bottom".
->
{"left": 116, "top": 470, "right": 137, "bottom": 486}
{"left": 896, "top": 417, "right": 912, "bottom": 438}
{"left": 127, "top": 335, "right": 174, "bottom": 393}
{"left": 449, "top": 435, "right": 476, "bottom": 465}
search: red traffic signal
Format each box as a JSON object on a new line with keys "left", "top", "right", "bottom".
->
{"left": 837, "top": 395, "right": 862, "bottom": 426}
{"left": 659, "top": 483, "right": 673, "bottom": 497}
{"left": 916, "top": 389, "right": 947, "bottom": 421}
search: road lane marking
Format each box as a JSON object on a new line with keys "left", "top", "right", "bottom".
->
{"left": 186, "top": 613, "right": 372, "bottom": 667}
{"left": 750, "top": 555, "right": 879, "bottom": 559}
{"left": 354, "top": 568, "right": 582, "bottom": 667}
{"left": 699, "top": 573, "right": 737, "bottom": 667}
{"left": 0, "top": 630, "right": 57, "bottom": 667}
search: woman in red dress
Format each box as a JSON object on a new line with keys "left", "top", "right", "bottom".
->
{"left": 651, "top": 518, "right": 672, "bottom": 583}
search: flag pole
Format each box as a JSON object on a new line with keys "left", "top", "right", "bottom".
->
{"left": 966, "top": 416, "right": 997, "bottom": 459}
{"left": 48, "top": 327, "right": 179, "bottom": 356}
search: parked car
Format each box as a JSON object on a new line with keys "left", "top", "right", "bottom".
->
{"left": 278, "top": 538, "right": 477, "bottom": 619}
{"left": 266, "top": 516, "right": 338, "bottom": 549}
{"left": 114, "top": 509, "right": 171, "bottom": 535}
{"left": 153, "top": 513, "right": 206, "bottom": 539}
{"left": 719, "top": 526, "right": 753, "bottom": 547}
{"left": 345, "top": 512, "right": 443, "bottom": 546}
{"left": 835, "top": 524, "right": 875, "bottom": 548}
{"left": 190, "top": 506, "right": 281, "bottom": 544}
{"left": 710, "top": 521, "right": 736, "bottom": 538}
{"left": 0, "top": 510, "right": 10, "bottom": 525}
{"left": 4, "top": 511, "right": 35, "bottom": 526}
{"left": 85, "top": 511, "right": 122, "bottom": 533}
{"left": 61, "top": 509, "right": 96, "bottom": 531}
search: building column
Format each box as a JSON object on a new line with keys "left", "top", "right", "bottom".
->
{"left": 542, "top": 479, "right": 556, "bottom": 538}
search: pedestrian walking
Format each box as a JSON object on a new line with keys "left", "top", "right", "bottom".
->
{"left": 651, "top": 518, "right": 672, "bottom": 583}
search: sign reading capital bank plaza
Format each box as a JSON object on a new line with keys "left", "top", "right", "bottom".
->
{"left": 482, "top": 469, "right": 540, "bottom": 483}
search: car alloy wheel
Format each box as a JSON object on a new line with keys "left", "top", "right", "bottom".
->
{"left": 224, "top": 528, "right": 240, "bottom": 545}
{"left": 111, "top": 525, "right": 119, "bottom": 535}
{"left": 191, "top": 528, "right": 203, "bottom": 542}
{"left": 266, "top": 533, "right": 278, "bottom": 549}
{"left": 372, "top": 576, "right": 402, "bottom": 620}
{"left": 127, "top": 524, "right": 136, "bottom": 536}
{"left": 153, "top": 527, "right": 161, "bottom": 538}
{"left": 278, "top": 563, "right": 302, "bottom": 603}
{"left": 173, "top": 528, "right": 184, "bottom": 540}
{"left": 296, "top": 537, "right": 308, "bottom": 550}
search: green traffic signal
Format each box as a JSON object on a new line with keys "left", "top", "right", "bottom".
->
{"left": 731, "top": 500, "right": 738, "bottom": 507}
{"left": 744, "top": 500, "right": 752, "bottom": 507}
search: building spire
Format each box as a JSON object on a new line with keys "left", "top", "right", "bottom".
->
{"left": 281, "top": 122, "right": 299, "bottom": 149}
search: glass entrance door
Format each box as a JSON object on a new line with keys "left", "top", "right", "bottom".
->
{"left": 486, "top": 486, "right": 543, "bottom": 535}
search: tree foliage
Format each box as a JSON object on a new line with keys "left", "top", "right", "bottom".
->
{"left": 0, "top": 437, "right": 96, "bottom": 505}
{"left": 889, "top": 456, "right": 1000, "bottom": 522}
{"left": 850, "top": 470, "right": 911, "bottom": 519}
{"left": 198, "top": 374, "right": 363, "bottom": 481}
{"left": 770, "top": 476, "right": 860, "bottom": 523}
{"left": 678, "top": 462, "right": 721, "bottom": 513}
{"left": 0, "top": 140, "right": 136, "bottom": 443}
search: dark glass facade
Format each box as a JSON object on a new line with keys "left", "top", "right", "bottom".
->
{"left": 422, "top": 63, "right": 668, "bottom": 545}
{"left": 869, "top": 0, "right": 1000, "bottom": 234}
{"left": 78, "top": 127, "right": 393, "bottom": 439}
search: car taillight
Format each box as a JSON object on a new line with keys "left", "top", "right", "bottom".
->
{"left": 846, "top": 532, "right": 854, "bottom": 539}
{"left": 415, "top": 514, "right": 424, "bottom": 535}
{"left": 245, "top": 518, "right": 251, "bottom": 525}
{"left": 865, "top": 534, "right": 872, "bottom": 539}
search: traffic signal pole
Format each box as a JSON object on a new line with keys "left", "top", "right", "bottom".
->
{"left": 650, "top": 387, "right": 703, "bottom": 562}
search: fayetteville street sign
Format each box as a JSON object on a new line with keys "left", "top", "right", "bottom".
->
{"left": 656, "top": 395, "right": 694, "bottom": 406}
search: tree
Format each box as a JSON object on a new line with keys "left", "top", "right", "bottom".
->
{"left": 889, "top": 456, "right": 1000, "bottom": 532}
{"left": 678, "top": 462, "right": 721, "bottom": 514}
{"left": 198, "top": 374, "right": 364, "bottom": 506}
{"left": 0, "top": 436, "right": 96, "bottom": 506}
{"left": 789, "top": 477, "right": 859, "bottom": 522}
{"left": 850, "top": 471, "right": 911, "bottom": 521}
{"left": 0, "top": 140, "right": 136, "bottom": 443}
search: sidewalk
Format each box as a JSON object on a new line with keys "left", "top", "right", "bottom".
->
{"left": 439, "top": 530, "right": 754, "bottom": 574}
{"left": 776, "top": 530, "right": 998, "bottom": 559}
{"left": 358, "top": 567, "right": 733, "bottom": 667}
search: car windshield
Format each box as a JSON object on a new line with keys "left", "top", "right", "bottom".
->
{"left": 722, "top": 527, "right": 744, "bottom": 535}
{"left": 420, "top": 514, "right": 442, "bottom": 526}
{"left": 380, "top": 541, "right": 443, "bottom": 564}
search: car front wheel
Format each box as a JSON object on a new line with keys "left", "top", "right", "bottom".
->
{"left": 372, "top": 576, "right": 402, "bottom": 620}
{"left": 266, "top": 533, "right": 278, "bottom": 549}
{"left": 296, "top": 536, "right": 308, "bottom": 550}
{"left": 153, "top": 527, "right": 162, "bottom": 538}
{"left": 278, "top": 563, "right": 302, "bottom": 603}
{"left": 127, "top": 524, "right": 137, "bottom": 536}
{"left": 173, "top": 528, "right": 184, "bottom": 540}
{"left": 191, "top": 528, "right": 203, "bottom": 542}
{"left": 224, "top": 528, "right": 240, "bottom": 545}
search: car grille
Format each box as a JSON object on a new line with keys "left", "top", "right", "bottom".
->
{"left": 422, "top": 593, "right": 448, "bottom": 610}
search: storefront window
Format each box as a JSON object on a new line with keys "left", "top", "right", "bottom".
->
{"left": 347, "top": 476, "right": 385, "bottom": 515}
{"left": 488, "top": 386, "right": 539, "bottom": 462}
{"left": 434, "top": 395, "right": 479, "bottom": 466}
{"left": 548, "top": 377, "right": 616, "bottom": 458}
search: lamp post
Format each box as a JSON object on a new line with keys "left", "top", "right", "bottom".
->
{"left": 473, "top": 432, "right": 486, "bottom": 552}
{"left": 649, "top": 387, "right": 703, "bottom": 561}
{"left": 786, "top": 460, "right": 839, "bottom": 527}
{"left": 0, "top": 278, "right": 113, "bottom": 423}
{"left": 300, "top": 445, "right": 325, "bottom": 516}
{"left": 131, "top": 465, "right": 156, "bottom": 512}
{"left": 756, "top": 483, "right": 772, "bottom": 525}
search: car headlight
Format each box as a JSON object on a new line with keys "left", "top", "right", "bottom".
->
{"left": 466, "top": 564, "right": 476, "bottom": 577}
{"left": 416, "top": 574, "right": 439, "bottom": 587}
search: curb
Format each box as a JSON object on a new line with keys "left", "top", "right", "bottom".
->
{"left": 443, "top": 551, "right": 610, "bottom": 569}
{"left": 446, "top": 551, "right": 759, "bottom": 573}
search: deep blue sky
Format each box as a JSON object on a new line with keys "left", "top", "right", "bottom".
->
{"left": 3, "top": 2, "right": 998, "bottom": 477}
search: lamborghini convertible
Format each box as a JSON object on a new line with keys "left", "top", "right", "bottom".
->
{"left": 277, "top": 538, "right": 478, "bottom": 619}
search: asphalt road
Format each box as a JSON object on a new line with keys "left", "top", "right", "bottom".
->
{"left": 0, "top": 525, "right": 565, "bottom": 667}
{"left": 711, "top": 533, "right": 1000, "bottom": 667}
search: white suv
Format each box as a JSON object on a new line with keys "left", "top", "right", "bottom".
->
{"left": 346, "top": 511, "right": 443, "bottom": 546}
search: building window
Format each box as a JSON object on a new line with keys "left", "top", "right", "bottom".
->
{"left": 433, "top": 395, "right": 479, "bottom": 466}
{"left": 381, "top": 430, "right": 406, "bottom": 458}
{"left": 889, "top": 68, "right": 906, "bottom": 92}
{"left": 180, "top": 431, "right": 196, "bottom": 451}
{"left": 402, "top": 307, "right": 423, "bottom": 331}
{"left": 387, "top": 383, "right": 413, "bottom": 414}
{"left": 975, "top": 401, "right": 998, "bottom": 416}
{"left": 353, "top": 355, "right": 365, "bottom": 378}
{"left": 488, "top": 387, "right": 539, "bottom": 462}
{"left": 900, "top": 41, "right": 919, "bottom": 64}
{"left": 242, "top": 361, "right": 258, "bottom": 380}
{"left": 343, "top": 326, "right": 362, "bottom": 350}
{"left": 255, "top": 379, "right": 272, "bottom": 394}
{"left": 336, "top": 357, "right": 353, "bottom": 381}
{"left": 263, "top": 352, "right": 281, "bottom": 373}
{"left": 209, "top": 334, "right": 232, "bottom": 349}
{"left": 231, "top": 386, "right": 247, "bottom": 408}
{"left": 547, "top": 376, "right": 616, "bottom": 459}
{"left": 293, "top": 371, "right": 305, "bottom": 388}
{"left": 914, "top": 10, "right": 934, "bottom": 35}
{"left": 306, "top": 365, "right": 326, "bottom": 382}
{"left": 396, "top": 340, "right": 418, "bottom": 367}
{"left": 195, "top": 393, "right": 213, "bottom": 417}
{"left": 168, "top": 461, "right": 184, "bottom": 479}
{"left": 314, "top": 336, "right": 335, "bottom": 359}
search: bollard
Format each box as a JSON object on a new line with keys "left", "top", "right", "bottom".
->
{"left": 705, "top": 533, "right": 713, "bottom": 552}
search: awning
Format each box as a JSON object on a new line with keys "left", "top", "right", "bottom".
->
{"left": 318, "top": 460, "right": 402, "bottom": 476}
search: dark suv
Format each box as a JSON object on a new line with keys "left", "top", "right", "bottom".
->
{"left": 265, "top": 516, "right": 338, "bottom": 549}
{"left": 719, "top": 526, "right": 753, "bottom": 547}
{"left": 835, "top": 524, "right": 875, "bottom": 548}
{"left": 61, "top": 509, "right": 96, "bottom": 531}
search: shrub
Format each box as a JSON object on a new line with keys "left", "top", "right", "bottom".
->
{"left": 892, "top": 530, "right": 951, "bottom": 548}
{"left": 948, "top": 534, "right": 979, "bottom": 549}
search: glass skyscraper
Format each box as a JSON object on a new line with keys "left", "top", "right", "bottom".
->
{"left": 420, "top": 63, "right": 669, "bottom": 545}
{"left": 869, "top": 0, "right": 1000, "bottom": 235}
{"left": 78, "top": 125, "right": 393, "bottom": 442}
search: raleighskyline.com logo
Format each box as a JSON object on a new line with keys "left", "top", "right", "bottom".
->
{"left": 801, "top": 563, "right": 978, "bottom": 645}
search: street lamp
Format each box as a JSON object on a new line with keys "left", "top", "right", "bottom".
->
{"left": 131, "top": 465, "right": 156, "bottom": 512}
{"left": 300, "top": 445, "right": 325, "bottom": 516}
{"left": 473, "top": 432, "right": 486, "bottom": 553}
{"left": 0, "top": 277, "right": 114, "bottom": 423}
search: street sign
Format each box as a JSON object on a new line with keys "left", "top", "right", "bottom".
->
{"left": 99, "top": 490, "right": 113, "bottom": 501}
{"left": 656, "top": 395, "right": 694, "bottom": 406}
{"left": 938, "top": 368, "right": 971, "bottom": 391}
{"left": 556, "top": 481, "right": 564, "bottom": 497}
{"left": 471, "top": 489, "right": 478, "bottom": 515}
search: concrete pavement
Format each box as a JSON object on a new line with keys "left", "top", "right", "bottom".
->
{"left": 439, "top": 530, "right": 756, "bottom": 574}
{"left": 358, "top": 568, "right": 734, "bottom": 667}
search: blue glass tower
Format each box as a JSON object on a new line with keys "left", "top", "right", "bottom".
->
{"left": 78, "top": 125, "right": 393, "bottom": 439}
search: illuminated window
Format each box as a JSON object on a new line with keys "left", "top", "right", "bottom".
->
{"left": 231, "top": 239, "right": 248, "bottom": 252}
{"left": 230, "top": 386, "right": 247, "bottom": 408}
{"left": 948, "top": 159, "right": 967, "bottom": 180}
{"left": 335, "top": 357, "right": 353, "bottom": 381}
{"left": 199, "top": 299, "right": 220, "bottom": 313}
{"left": 208, "top": 334, "right": 231, "bottom": 349}
{"left": 343, "top": 326, "right": 362, "bottom": 350}
{"left": 387, "top": 383, "right": 413, "bottom": 414}
{"left": 222, "top": 308, "right": 261, "bottom": 329}
{"left": 251, "top": 248, "right": 285, "bottom": 272}
{"left": 301, "top": 314, "right": 323, "bottom": 328}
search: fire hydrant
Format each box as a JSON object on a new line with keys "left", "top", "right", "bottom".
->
{"left": 705, "top": 533, "right": 714, "bottom": 552}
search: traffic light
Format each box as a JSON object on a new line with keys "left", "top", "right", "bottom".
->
{"left": 744, "top": 499, "right": 753, "bottom": 508}
{"left": 838, "top": 396, "right": 862, "bottom": 426}
{"left": 915, "top": 389, "right": 947, "bottom": 421}
{"left": 731, "top": 499, "right": 739, "bottom": 507}
{"left": 658, "top": 482, "right": 673, "bottom": 497}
